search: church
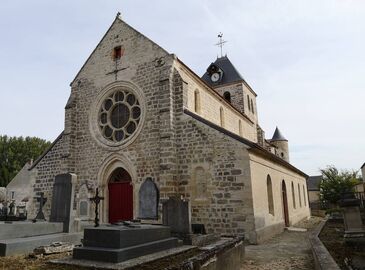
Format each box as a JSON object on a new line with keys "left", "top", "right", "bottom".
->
{"left": 24, "top": 14, "right": 310, "bottom": 244}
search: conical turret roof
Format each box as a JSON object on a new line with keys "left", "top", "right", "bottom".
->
{"left": 271, "top": 127, "right": 287, "bottom": 141}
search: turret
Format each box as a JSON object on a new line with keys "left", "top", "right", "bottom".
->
{"left": 270, "top": 127, "right": 289, "bottom": 163}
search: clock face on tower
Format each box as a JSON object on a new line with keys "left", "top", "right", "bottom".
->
{"left": 211, "top": 72, "right": 220, "bottom": 82}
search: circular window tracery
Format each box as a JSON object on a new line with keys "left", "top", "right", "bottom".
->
{"left": 98, "top": 89, "right": 141, "bottom": 143}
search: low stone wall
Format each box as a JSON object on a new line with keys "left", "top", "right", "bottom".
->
{"left": 309, "top": 218, "right": 340, "bottom": 270}
{"left": 177, "top": 236, "right": 245, "bottom": 270}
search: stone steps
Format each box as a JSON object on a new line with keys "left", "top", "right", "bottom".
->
{"left": 0, "top": 232, "right": 83, "bottom": 256}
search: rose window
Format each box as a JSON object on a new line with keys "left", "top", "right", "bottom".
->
{"left": 98, "top": 90, "right": 141, "bottom": 143}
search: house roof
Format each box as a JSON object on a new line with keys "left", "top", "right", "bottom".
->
{"left": 271, "top": 127, "right": 287, "bottom": 141}
{"left": 307, "top": 175, "right": 322, "bottom": 191}
{"left": 361, "top": 162, "right": 365, "bottom": 169}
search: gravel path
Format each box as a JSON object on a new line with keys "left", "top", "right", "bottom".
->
{"left": 241, "top": 217, "right": 323, "bottom": 270}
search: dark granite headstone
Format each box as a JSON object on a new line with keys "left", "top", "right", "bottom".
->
{"left": 50, "top": 173, "right": 76, "bottom": 232}
{"left": 162, "top": 197, "right": 191, "bottom": 235}
{"left": 138, "top": 178, "right": 159, "bottom": 219}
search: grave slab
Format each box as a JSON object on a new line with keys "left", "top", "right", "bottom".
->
{"left": 0, "top": 232, "right": 82, "bottom": 256}
{"left": 73, "top": 224, "right": 181, "bottom": 263}
{"left": 0, "top": 221, "right": 63, "bottom": 240}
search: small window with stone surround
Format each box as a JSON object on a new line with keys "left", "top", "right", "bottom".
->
{"left": 251, "top": 99, "right": 254, "bottom": 114}
{"left": 194, "top": 90, "right": 201, "bottom": 114}
{"left": 238, "top": 120, "right": 242, "bottom": 136}
{"left": 113, "top": 46, "right": 122, "bottom": 60}
{"left": 267, "top": 175, "right": 274, "bottom": 215}
{"left": 303, "top": 185, "right": 307, "bottom": 206}
{"left": 247, "top": 95, "right": 251, "bottom": 112}
{"left": 223, "top": 91, "right": 231, "bottom": 103}
{"left": 194, "top": 167, "right": 207, "bottom": 199}
{"left": 298, "top": 183, "right": 302, "bottom": 208}
{"left": 220, "top": 107, "right": 224, "bottom": 127}
{"left": 291, "top": 182, "right": 296, "bottom": 209}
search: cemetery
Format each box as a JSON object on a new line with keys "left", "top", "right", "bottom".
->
{"left": 0, "top": 172, "right": 245, "bottom": 270}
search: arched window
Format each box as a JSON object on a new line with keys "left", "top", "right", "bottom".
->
{"left": 194, "top": 167, "right": 207, "bottom": 199}
{"left": 223, "top": 92, "right": 231, "bottom": 103}
{"left": 291, "top": 182, "right": 296, "bottom": 209}
{"left": 298, "top": 183, "right": 302, "bottom": 207}
{"left": 238, "top": 120, "right": 243, "bottom": 136}
{"left": 247, "top": 95, "right": 251, "bottom": 111}
{"left": 303, "top": 185, "right": 307, "bottom": 206}
{"left": 220, "top": 107, "right": 224, "bottom": 127}
{"left": 251, "top": 99, "right": 254, "bottom": 114}
{"left": 194, "top": 90, "right": 201, "bottom": 114}
{"left": 267, "top": 175, "right": 274, "bottom": 215}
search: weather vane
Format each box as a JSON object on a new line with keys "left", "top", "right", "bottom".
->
{"left": 215, "top": 32, "right": 227, "bottom": 57}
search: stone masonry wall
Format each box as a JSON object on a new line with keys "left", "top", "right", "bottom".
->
{"left": 31, "top": 134, "right": 66, "bottom": 217}
{"left": 176, "top": 63, "right": 257, "bottom": 143}
{"left": 175, "top": 113, "right": 255, "bottom": 237}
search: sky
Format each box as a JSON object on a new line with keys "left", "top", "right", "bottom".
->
{"left": 0, "top": 0, "right": 364, "bottom": 176}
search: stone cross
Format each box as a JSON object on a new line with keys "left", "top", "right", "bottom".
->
{"left": 90, "top": 188, "right": 104, "bottom": 227}
{"left": 34, "top": 192, "right": 47, "bottom": 221}
{"left": 8, "top": 200, "right": 15, "bottom": 216}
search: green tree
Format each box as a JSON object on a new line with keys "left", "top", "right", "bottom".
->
{"left": 0, "top": 135, "right": 51, "bottom": 187}
{"left": 319, "top": 165, "right": 361, "bottom": 207}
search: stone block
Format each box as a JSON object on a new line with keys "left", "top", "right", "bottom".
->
{"left": 0, "top": 232, "right": 82, "bottom": 256}
{"left": 0, "top": 221, "right": 63, "bottom": 240}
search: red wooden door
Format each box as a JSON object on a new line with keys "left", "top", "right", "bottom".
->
{"left": 108, "top": 182, "right": 133, "bottom": 223}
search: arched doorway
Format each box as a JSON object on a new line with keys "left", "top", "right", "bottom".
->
{"left": 281, "top": 180, "right": 289, "bottom": 227}
{"left": 108, "top": 168, "right": 133, "bottom": 223}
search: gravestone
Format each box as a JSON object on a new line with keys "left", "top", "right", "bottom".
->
{"left": 34, "top": 192, "right": 47, "bottom": 221}
{"left": 50, "top": 173, "right": 77, "bottom": 232}
{"left": 162, "top": 196, "right": 191, "bottom": 235}
{"left": 8, "top": 201, "right": 15, "bottom": 216}
{"left": 138, "top": 178, "right": 159, "bottom": 219}
{"left": 339, "top": 194, "right": 365, "bottom": 239}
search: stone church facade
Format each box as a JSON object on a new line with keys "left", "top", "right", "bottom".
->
{"left": 26, "top": 15, "right": 310, "bottom": 243}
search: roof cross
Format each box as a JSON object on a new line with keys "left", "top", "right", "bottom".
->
{"left": 215, "top": 32, "right": 227, "bottom": 57}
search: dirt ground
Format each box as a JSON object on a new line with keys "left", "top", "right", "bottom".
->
{"left": 0, "top": 252, "right": 89, "bottom": 270}
{"left": 319, "top": 219, "right": 365, "bottom": 270}
{"left": 240, "top": 216, "right": 323, "bottom": 270}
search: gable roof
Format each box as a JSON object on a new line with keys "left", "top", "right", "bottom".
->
{"left": 70, "top": 15, "right": 169, "bottom": 86}
{"left": 307, "top": 175, "right": 322, "bottom": 191}
{"left": 361, "top": 163, "right": 365, "bottom": 169}
{"left": 184, "top": 108, "right": 308, "bottom": 178}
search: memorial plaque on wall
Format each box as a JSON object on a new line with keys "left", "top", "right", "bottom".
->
{"left": 138, "top": 178, "right": 159, "bottom": 219}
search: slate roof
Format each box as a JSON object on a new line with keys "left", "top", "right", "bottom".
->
{"left": 307, "top": 175, "right": 322, "bottom": 191}
{"left": 361, "top": 162, "right": 365, "bottom": 169}
{"left": 201, "top": 56, "right": 245, "bottom": 86}
{"left": 271, "top": 127, "right": 287, "bottom": 141}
